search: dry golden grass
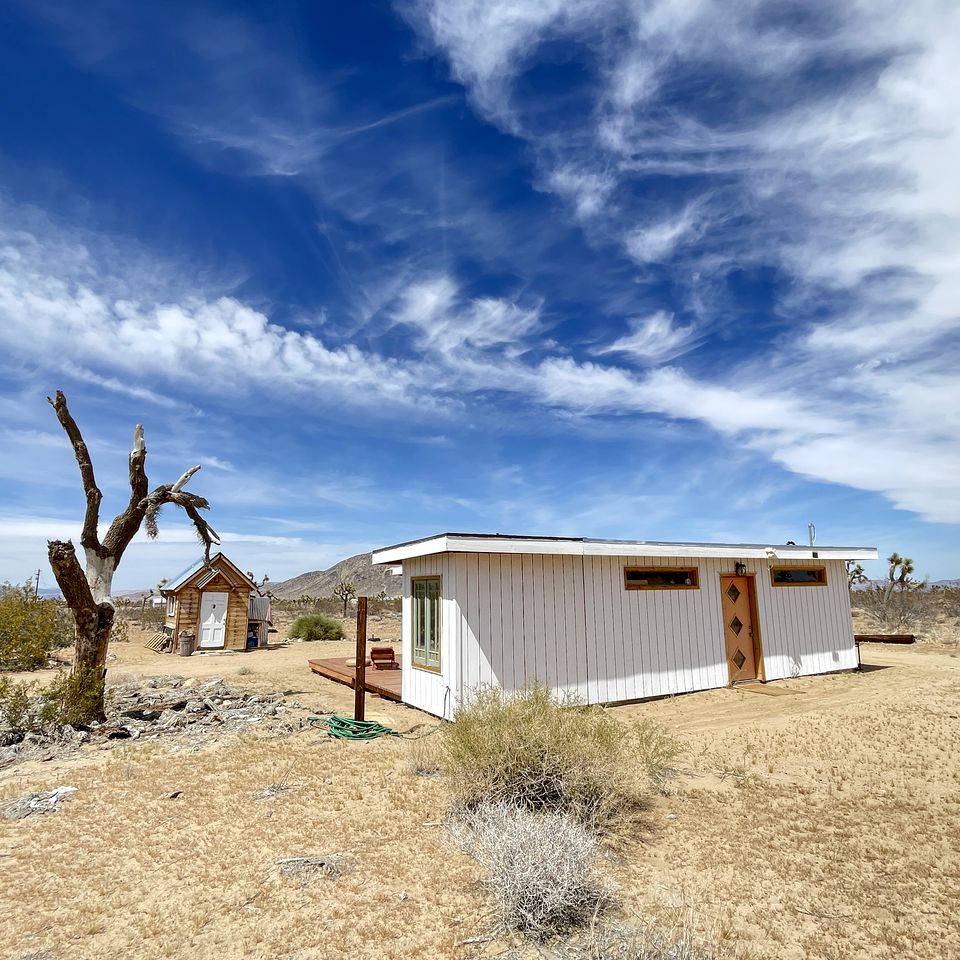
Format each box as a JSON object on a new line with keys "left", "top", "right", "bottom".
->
{"left": 2, "top": 637, "right": 959, "bottom": 959}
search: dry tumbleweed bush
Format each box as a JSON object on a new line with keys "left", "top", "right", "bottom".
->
{"left": 447, "top": 800, "right": 611, "bottom": 940}
{"left": 441, "top": 684, "right": 678, "bottom": 837}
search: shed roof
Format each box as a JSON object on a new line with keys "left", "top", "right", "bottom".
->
{"left": 161, "top": 551, "right": 259, "bottom": 594}
{"left": 371, "top": 532, "right": 878, "bottom": 565}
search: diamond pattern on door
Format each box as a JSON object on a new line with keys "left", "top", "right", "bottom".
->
{"left": 721, "top": 575, "right": 758, "bottom": 682}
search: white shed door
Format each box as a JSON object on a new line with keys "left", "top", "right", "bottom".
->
{"left": 198, "top": 592, "right": 229, "bottom": 648}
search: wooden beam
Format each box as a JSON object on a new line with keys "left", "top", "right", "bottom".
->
{"left": 854, "top": 633, "right": 916, "bottom": 645}
{"left": 354, "top": 596, "right": 368, "bottom": 721}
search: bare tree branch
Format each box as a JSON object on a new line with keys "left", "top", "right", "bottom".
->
{"left": 176, "top": 494, "right": 220, "bottom": 559}
{"left": 47, "top": 539, "right": 95, "bottom": 614}
{"left": 172, "top": 464, "right": 201, "bottom": 493}
{"left": 47, "top": 391, "right": 104, "bottom": 555}
{"left": 101, "top": 422, "right": 150, "bottom": 557}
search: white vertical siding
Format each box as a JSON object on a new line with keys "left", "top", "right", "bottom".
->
{"left": 399, "top": 552, "right": 856, "bottom": 716}
{"left": 756, "top": 558, "right": 857, "bottom": 679}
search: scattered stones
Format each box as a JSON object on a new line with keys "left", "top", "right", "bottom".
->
{"left": 2, "top": 786, "right": 77, "bottom": 821}
{"left": 0, "top": 676, "right": 315, "bottom": 770}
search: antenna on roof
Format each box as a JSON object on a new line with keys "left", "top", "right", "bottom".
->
{"left": 807, "top": 522, "right": 817, "bottom": 547}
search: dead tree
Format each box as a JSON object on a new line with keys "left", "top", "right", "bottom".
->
{"left": 46, "top": 391, "right": 219, "bottom": 722}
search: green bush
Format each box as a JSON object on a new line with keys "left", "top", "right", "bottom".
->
{"left": 0, "top": 582, "right": 72, "bottom": 670}
{"left": 0, "top": 676, "right": 32, "bottom": 731}
{"left": 0, "top": 669, "right": 109, "bottom": 733}
{"left": 289, "top": 613, "right": 344, "bottom": 642}
{"left": 441, "top": 685, "right": 678, "bottom": 837}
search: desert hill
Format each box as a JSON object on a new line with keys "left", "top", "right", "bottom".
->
{"left": 269, "top": 552, "right": 401, "bottom": 599}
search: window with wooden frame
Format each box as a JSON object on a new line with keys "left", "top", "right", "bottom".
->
{"left": 623, "top": 566, "right": 699, "bottom": 590}
{"left": 770, "top": 566, "right": 827, "bottom": 586}
{"left": 166, "top": 595, "right": 177, "bottom": 617}
{"left": 412, "top": 577, "right": 442, "bottom": 670}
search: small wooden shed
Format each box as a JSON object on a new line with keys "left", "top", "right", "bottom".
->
{"left": 160, "top": 553, "right": 262, "bottom": 652}
{"left": 371, "top": 533, "right": 879, "bottom": 718}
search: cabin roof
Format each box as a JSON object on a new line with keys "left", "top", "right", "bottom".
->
{"left": 371, "top": 532, "right": 879, "bottom": 565}
{"left": 161, "top": 552, "right": 259, "bottom": 594}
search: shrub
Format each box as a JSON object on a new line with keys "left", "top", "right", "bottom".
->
{"left": 441, "top": 684, "right": 673, "bottom": 836}
{"left": 853, "top": 583, "right": 936, "bottom": 633}
{"left": 447, "top": 800, "right": 609, "bottom": 939}
{"left": 630, "top": 717, "right": 684, "bottom": 791}
{"left": 407, "top": 735, "right": 442, "bottom": 776}
{"left": 0, "top": 676, "right": 32, "bottom": 732}
{"left": 0, "top": 583, "right": 72, "bottom": 670}
{"left": 0, "top": 669, "right": 110, "bottom": 733}
{"left": 110, "top": 617, "right": 130, "bottom": 643}
{"left": 574, "top": 909, "right": 734, "bottom": 960}
{"left": 289, "top": 614, "right": 344, "bottom": 642}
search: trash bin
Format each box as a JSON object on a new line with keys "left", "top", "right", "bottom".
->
{"left": 178, "top": 632, "right": 195, "bottom": 657}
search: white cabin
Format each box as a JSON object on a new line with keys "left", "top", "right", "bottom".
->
{"left": 371, "top": 533, "right": 878, "bottom": 719}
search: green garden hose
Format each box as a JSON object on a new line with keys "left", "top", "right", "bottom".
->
{"left": 312, "top": 715, "right": 399, "bottom": 740}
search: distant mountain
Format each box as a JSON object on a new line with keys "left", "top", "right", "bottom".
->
{"left": 269, "top": 552, "right": 401, "bottom": 600}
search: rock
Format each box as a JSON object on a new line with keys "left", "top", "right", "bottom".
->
{"left": 2, "top": 785, "right": 78, "bottom": 820}
{"left": 158, "top": 709, "right": 187, "bottom": 729}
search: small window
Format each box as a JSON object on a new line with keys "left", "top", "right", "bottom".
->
{"left": 770, "top": 566, "right": 827, "bottom": 586}
{"left": 624, "top": 567, "right": 699, "bottom": 590}
{"left": 412, "top": 577, "right": 441, "bottom": 670}
{"left": 166, "top": 595, "right": 177, "bottom": 617}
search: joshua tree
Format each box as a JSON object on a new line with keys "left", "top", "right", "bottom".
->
{"left": 887, "top": 553, "right": 916, "bottom": 587}
{"left": 46, "top": 391, "right": 219, "bottom": 722}
{"left": 846, "top": 561, "right": 867, "bottom": 588}
{"left": 333, "top": 579, "right": 356, "bottom": 617}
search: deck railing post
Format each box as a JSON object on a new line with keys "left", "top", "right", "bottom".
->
{"left": 354, "top": 596, "right": 368, "bottom": 721}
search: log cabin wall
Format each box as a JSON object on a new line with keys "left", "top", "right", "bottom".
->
{"left": 224, "top": 584, "right": 251, "bottom": 650}
{"left": 175, "top": 586, "right": 201, "bottom": 638}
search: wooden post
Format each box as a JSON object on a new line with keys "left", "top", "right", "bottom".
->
{"left": 354, "top": 596, "right": 368, "bottom": 722}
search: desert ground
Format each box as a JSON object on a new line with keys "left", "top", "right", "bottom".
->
{"left": 1, "top": 617, "right": 958, "bottom": 960}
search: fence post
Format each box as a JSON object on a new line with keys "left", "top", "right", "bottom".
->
{"left": 354, "top": 596, "right": 368, "bottom": 722}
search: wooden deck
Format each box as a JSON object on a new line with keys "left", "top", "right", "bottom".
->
{"left": 308, "top": 657, "right": 403, "bottom": 702}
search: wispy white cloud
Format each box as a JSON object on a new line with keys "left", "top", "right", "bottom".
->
{"left": 624, "top": 204, "right": 701, "bottom": 264}
{"left": 392, "top": 276, "right": 542, "bottom": 352}
{"left": 545, "top": 165, "right": 616, "bottom": 219}
{"left": 592, "top": 310, "right": 698, "bottom": 363}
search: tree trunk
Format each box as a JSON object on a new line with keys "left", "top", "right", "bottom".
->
{"left": 48, "top": 539, "right": 113, "bottom": 723}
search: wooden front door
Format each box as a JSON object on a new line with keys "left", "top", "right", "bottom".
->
{"left": 720, "top": 575, "right": 758, "bottom": 682}
{"left": 198, "top": 591, "right": 228, "bottom": 648}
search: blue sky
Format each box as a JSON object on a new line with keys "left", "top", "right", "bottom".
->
{"left": 0, "top": 0, "right": 958, "bottom": 590}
